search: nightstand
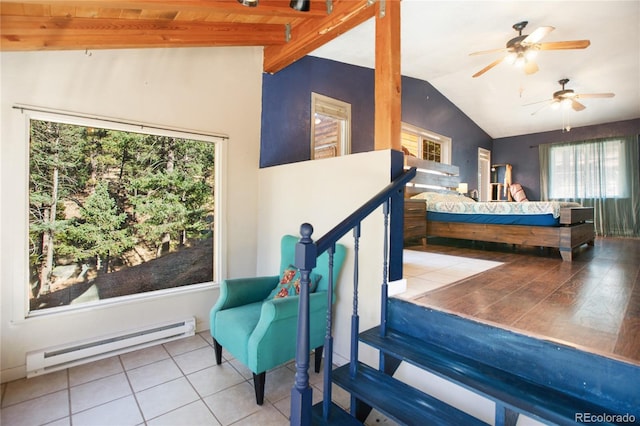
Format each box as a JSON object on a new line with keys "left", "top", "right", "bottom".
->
{"left": 404, "top": 199, "right": 426, "bottom": 245}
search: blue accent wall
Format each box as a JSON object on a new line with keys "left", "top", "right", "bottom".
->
{"left": 401, "top": 76, "right": 492, "bottom": 189}
{"left": 260, "top": 56, "right": 374, "bottom": 168}
{"left": 261, "top": 56, "right": 492, "bottom": 190}
{"left": 493, "top": 118, "right": 640, "bottom": 200}
{"left": 261, "top": 56, "right": 638, "bottom": 201}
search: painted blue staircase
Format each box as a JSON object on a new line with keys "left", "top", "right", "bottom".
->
{"left": 324, "top": 298, "right": 640, "bottom": 425}
{"left": 289, "top": 151, "right": 640, "bottom": 425}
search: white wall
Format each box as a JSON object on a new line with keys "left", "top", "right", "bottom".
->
{"left": 1, "top": 47, "right": 263, "bottom": 382}
{"left": 254, "top": 153, "right": 545, "bottom": 425}
{"left": 257, "top": 150, "right": 395, "bottom": 365}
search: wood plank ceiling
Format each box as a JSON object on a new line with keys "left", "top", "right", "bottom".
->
{"left": 0, "top": 0, "right": 376, "bottom": 73}
{"left": 2, "top": 0, "right": 402, "bottom": 151}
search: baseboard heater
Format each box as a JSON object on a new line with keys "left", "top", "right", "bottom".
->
{"left": 26, "top": 317, "right": 196, "bottom": 377}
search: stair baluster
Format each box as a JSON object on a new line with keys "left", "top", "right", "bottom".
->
{"left": 322, "top": 244, "right": 336, "bottom": 420}
{"left": 380, "top": 200, "right": 390, "bottom": 337}
{"left": 379, "top": 200, "right": 390, "bottom": 374}
{"left": 349, "top": 224, "right": 361, "bottom": 419}
{"left": 349, "top": 224, "right": 361, "bottom": 379}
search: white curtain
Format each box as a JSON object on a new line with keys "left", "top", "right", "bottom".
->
{"left": 539, "top": 135, "right": 639, "bottom": 237}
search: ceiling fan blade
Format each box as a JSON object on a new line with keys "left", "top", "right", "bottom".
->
{"left": 577, "top": 93, "right": 615, "bottom": 99}
{"left": 472, "top": 57, "right": 504, "bottom": 78}
{"left": 524, "top": 60, "right": 539, "bottom": 75}
{"left": 469, "top": 47, "right": 509, "bottom": 56}
{"left": 523, "top": 26, "right": 554, "bottom": 44}
{"left": 572, "top": 100, "right": 586, "bottom": 111}
{"left": 530, "top": 101, "right": 554, "bottom": 116}
{"left": 538, "top": 40, "right": 591, "bottom": 50}
{"left": 523, "top": 98, "right": 553, "bottom": 107}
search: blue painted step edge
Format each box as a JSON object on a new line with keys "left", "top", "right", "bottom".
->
{"left": 311, "top": 401, "right": 362, "bottom": 426}
{"left": 332, "top": 361, "right": 488, "bottom": 426}
{"left": 386, "top": 298, "right": 640, "bottom": 417}
{"left": 360, "top": 326, "right": 630, "bottom": 426}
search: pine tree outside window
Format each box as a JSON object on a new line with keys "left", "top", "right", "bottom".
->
{"left": 27, "top": 113, "right": 222, "bottom": 313}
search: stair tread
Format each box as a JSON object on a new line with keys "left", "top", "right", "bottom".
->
{"left": 360, "top": 326, "right": 612, "bottom": 423}
{"left": 311, "top": 401, "right": 363, "bottom": 426}
{"left": 332, "top": 362, "right": 488, "bottom": 426}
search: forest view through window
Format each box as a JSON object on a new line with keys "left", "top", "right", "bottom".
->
{"left": 29, "top": 119, "right": 216, "bottom": 312}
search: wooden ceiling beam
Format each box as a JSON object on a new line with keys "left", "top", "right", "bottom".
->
{"left": 0, "top": 15, "right": 288, "bottom": 50}
{"left": 263, "top": 0, "right": 375, "bottom": 73}
{"left": 0, "top": 1, "right": 327, "bottom": 19}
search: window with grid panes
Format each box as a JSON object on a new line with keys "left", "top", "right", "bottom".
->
{"left": 401, "top": 123, "right": 451, "bottom": 164}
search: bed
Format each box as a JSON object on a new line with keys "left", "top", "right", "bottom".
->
{"left": 404, "top": 156, "right": 595, "bottom": 262}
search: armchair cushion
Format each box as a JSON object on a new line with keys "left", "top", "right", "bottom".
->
{"left": 266, "top": 265, "right": 322, "bottom": 299}
{"left": 248, "top": 291, "right": 329, "bottom": 373}
{"left": 212, "top": 301, "right": 263, "bottom": 366}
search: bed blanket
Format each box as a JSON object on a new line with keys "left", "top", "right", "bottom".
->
{"left": 410, "top": 193, "right": 581, "bottom": 219}
{"left": 429, "top": 201, "right": 582, "bottom": 218}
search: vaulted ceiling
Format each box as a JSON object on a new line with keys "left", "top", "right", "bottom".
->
{"left": 0, "top": 0, "right": 375, "bottom": 73}
{"left": 2, "top": 1, "right": 639, "bottom": 139}
{"left": 310, "top": 1, "right": 640, "bottom": 138}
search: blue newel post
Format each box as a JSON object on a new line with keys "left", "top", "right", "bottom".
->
{"left": 290, "top": 223, "right": 317, "bottom": 426}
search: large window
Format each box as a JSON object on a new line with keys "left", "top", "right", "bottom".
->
{"left": 548, "top": 139, "right": 628, "bottom": 199}
{"left": 27, "top": 112, "right": 222, "bottom": 313}
{"left": 310, "top": 93, "right": 351, "bottom": 160}
{"left": 539, "top": 136, "right": 639, "bottom": 237}
{"left": 401, "top": 123, "right": 451, "bottom": 164}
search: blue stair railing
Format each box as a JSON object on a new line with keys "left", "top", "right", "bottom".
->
{"left": 290, "top": 158, "right": 416, "bottom": 426}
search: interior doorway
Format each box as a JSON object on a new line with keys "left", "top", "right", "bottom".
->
{"left": 478, "top": 148, "right": 491, "bottom": 202}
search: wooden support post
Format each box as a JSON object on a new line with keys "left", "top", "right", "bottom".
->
{"left": 374, "top": 0, "right": 401, "bottom": 151}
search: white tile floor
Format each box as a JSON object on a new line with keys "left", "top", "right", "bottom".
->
{"left": 0, "top": 332, "right": 355, "bottom": 426}
{"left": 0, "top": 251, "right": 500, "bottom": 426}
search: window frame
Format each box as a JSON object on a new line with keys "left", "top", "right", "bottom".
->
{"left": 20, "top": 108, "right": 225, "bottom": 319}
{"left": 548, "top": 139, "right": 628, "bottom": 199}
{"left": 401, "top": 123, "right": 452, "bottom": 164}
{"left": 310, "top": 92, "right": 352, "bottom": 160}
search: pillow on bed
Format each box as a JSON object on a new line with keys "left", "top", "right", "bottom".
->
{"left": 509, "top": 183, "right": 529, "bottom": 202}
{"left": 411, "top": 192, "right": 475, "bottom": 203}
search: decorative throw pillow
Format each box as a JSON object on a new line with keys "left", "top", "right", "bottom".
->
{"left": 267, "top": 265, "right": 322, "bottom": 299}
{"left": 509, "top": 183, "right": 529, "bottom": 202}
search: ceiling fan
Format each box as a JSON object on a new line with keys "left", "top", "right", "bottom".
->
{"left": 470, "top": 21, "right": 590, "bottom": 78}
{"left": 526, "top": 78, "right": 615, "bottom": 115}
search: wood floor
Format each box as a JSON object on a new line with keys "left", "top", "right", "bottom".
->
{"left": 405, "top": 236, "right": 640, "bottom": 366}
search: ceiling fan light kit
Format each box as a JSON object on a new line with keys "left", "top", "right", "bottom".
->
{"left": 526, "top": 78, "right": 615, "bottom": 116}
{"left": 470, "top": 20, "right": 614, "bottom": 129}
{"left": 471, "top": 21, "right": 590, "bottom": 78}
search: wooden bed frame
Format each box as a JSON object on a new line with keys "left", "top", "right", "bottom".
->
{"left": 404, "top": 157, "right": 595, "bottom": 262}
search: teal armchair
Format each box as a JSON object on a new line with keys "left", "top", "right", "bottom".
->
{"left": 209, "top": 235, "right": 347, "bottom": 405}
